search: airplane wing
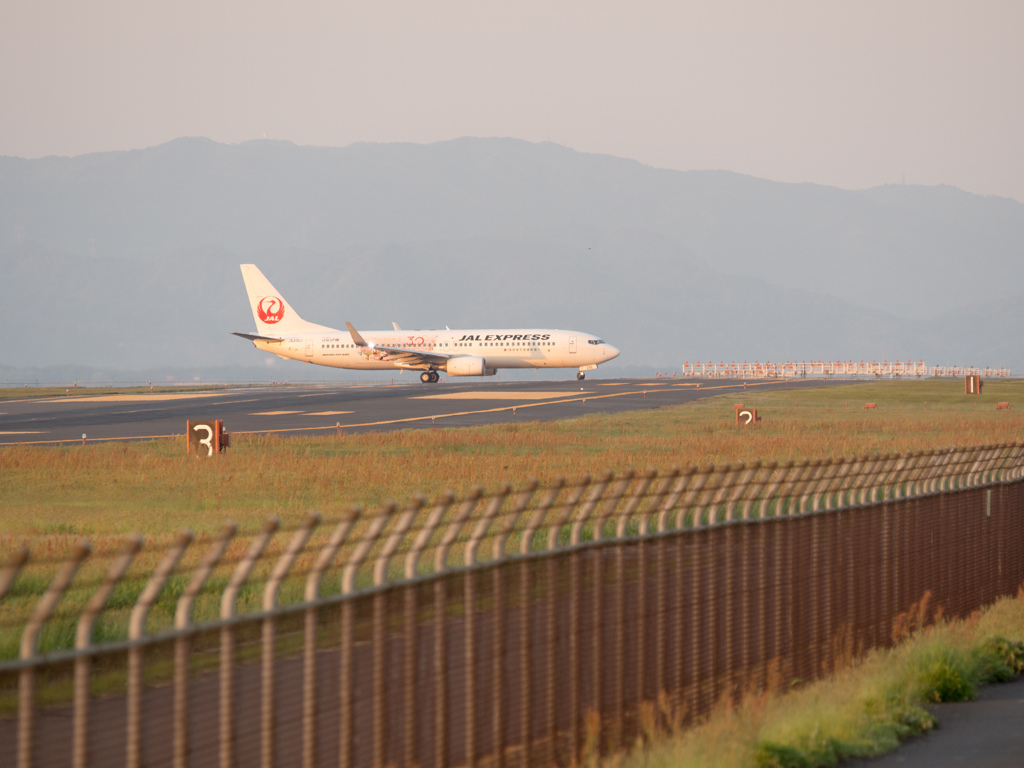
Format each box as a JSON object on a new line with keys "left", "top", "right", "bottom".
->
{"left": 371, "top": 347, "right": 452, "bottom": 368}
{"left": 346, "top": 321, "right": 452, "bottom": 369}
{"left": 231, "top": 332, "right": 285, "bottom": 342}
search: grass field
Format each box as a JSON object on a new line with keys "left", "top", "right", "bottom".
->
{"left": 2, "top": 378, "right": 1023, "bottom": 541}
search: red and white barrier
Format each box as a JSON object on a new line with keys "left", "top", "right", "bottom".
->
{"left": 679, "top": 360, "right": 1011, "bottom": 379}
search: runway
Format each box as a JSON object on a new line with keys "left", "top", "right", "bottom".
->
{"left": 0, "top": 377, "right": 832, "bottom": 445}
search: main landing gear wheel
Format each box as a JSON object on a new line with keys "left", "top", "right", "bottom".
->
{"left": 576, "top": 371, "right": 586, "bottom": 381}
{"left": 421, "top": 371, "right": 440, "bottom": 384}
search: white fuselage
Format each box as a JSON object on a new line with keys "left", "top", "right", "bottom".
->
{"left": 254, "top": 328, "right": 618, "bottom": 372}
{"left": 234, "top": 264, "right": 619, "bottom": 379}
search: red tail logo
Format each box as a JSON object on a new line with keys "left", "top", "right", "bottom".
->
{"left": 256, "top": 296, "right": 284, "bottom": 324}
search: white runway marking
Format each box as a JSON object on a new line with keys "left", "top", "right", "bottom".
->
{"left": 53, "top": 393, "right": 229, "bottom": 403}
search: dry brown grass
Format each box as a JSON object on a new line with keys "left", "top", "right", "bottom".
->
{"left": 2, "top": 379, "right": 1022, "bottom": 544}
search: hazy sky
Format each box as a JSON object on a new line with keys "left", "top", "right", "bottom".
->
{"left": 3, "top": 1, "right": 1022, "bottom": 202}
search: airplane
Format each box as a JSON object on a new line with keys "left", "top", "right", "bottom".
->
{"left": 232, "top": 264, "right": 620, "bottom": 383}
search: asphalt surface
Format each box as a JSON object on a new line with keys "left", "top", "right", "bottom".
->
{"left": 846, "top": 676, "right": 1024, "bottom": 767}
{"left": 0, "top": 377, "right": 833, "bottom": 445}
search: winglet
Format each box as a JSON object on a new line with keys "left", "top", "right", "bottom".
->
{"left": 392, "top": 322, "right": 402, "bottom": 331}
{"left": 346, "top": 322, "right": 369, "bottom": 347}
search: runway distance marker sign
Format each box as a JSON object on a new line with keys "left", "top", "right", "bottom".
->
{"left": 186, "top": 419, "right": 229, "bottom": 456}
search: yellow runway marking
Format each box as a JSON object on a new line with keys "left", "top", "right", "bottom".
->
{"left": 6, "top": 380, "right": 806, "bottom": 445}
{"left": 52, "top": 393, "right": 230, "bottom": 403}
{"left": 234, "top": 385, "right": 719, "bottom": 435}
{"left": 0, "top": 431, "right": 42, "bottom": 435}
{"left": 413, "top": 391, "right": 589, "bottom": 401}
{"left": 307, "top": 411, "right": 354, "bottom": 416}
{"left": 252, "top": 410, "right": 303, "bottom": 415}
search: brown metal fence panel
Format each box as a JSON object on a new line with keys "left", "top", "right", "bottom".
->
{"left": 3, "top": 444, "right": 1024, "bottom": 767}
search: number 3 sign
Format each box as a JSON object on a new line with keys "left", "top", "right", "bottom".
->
{"left": 186, "top": 420, "right": 230, "bottom": 456}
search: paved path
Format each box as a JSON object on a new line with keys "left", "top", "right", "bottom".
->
{"left": 846, "top": 676, "right": 1024, "bottom": 767}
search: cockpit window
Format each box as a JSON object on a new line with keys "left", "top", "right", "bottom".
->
{"left": 588, "top": 339, "right": 605, "bottom": 345}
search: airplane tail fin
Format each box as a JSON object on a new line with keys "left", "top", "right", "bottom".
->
{"left": 240, "top": 264, "right": 332, "bottom": 336}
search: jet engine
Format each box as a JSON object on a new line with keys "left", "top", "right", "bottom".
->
{"left": 446, "top": 356, "right": 487, "bottom": 376}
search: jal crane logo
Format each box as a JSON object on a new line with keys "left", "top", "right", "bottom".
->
{"left": 256, "top": 296, "right": 284, "bottom": 324}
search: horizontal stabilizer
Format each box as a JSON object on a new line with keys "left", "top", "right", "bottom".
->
{"left": 231, "top": 331, "right": 284, "bottom": 342}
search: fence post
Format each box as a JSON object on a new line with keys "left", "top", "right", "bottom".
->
{"left": 74, "top": 536, "right": 142, "bottom": 768}
{"left": 435, "top": 489, "right": 483, "bottom": 768}
{"left": 571, "top": 471, "right": 612, "bottom": 545}
{"left": 659, "top": 466, "right": 697, "bottom": 532}
{"left": 634, "top": 468, "right": 676, "bottom": 724}
{"left": 592, "top": 470, "right": 634, "bottom": 542}
{"left": 876, "top": 454, "right": 902, "bottom": 503}
{"left": 724, "top": 462, "right": 756, "bottom": 521}
{"left": 682, "top": 463, "right": 715, "bottom": 528}
{"left": 853, "top": 455, "right": 879, "bottom": 506}
{"left": 218, "top": 518, "right": 279, "bottom": 768}
{"left": 489, "top": 484, "right": 537, "bottom": 768}
{"left": 568, "top": 475, "right": 611, "bottom": 762}
{"left": 810, "top": 459, "right": 842, "bottom": 511}
{"left": 0, "top": 546, "right": 29, "bottom": 602}
{"left": 757, "top": 460, "right": 789, "bottom": 519}
{"left": 795, "top": 460, "right": 823, "bottom": 514}
{"left": 513, "top": 478, "right": 562, "bottom": 763}
{"left": 937, "top": 448, "right": 958, "bottom": 495}
{"left": 611, "top": 470, "right": 653, "bottom": 747}
{"left": 685, "top": 465, "right": 717, "bottom": 527}
{"left": 548, "top": 478, "right": 590, "bottom": 764}
{"left": 708, "top": 463, "right": 741, "bottom": 524}
{"left": 374, "top": 496, "right": 425, "bottom": 585}
{"left": 592, "top": 470, "right": 636, "bottom": 750}
{"left": 175, "top": 523, "right": 236, "bottom": 768}
{"left": 334, "top": 504, "right": 368, "bottom": 768}
{"left": 827, "top": 456, "right": 858, "bottom": 509}
{"left": 19, "top": 540, "right": 91, "bottom": 768}
{"left": 303, "top": 513, "right": 359, "bottom": 768}
{"left": 434, "top": 488, "right": 483, "bottom": 573}
{"left": 354, "top": 505, "right": 417, "bottom": 764}
{"left": 127, "top": 531, "right": 193, "bottom": 768}
{"left": 615, "top": 470, "right": 656, "bottom": 538}
{"left": 492, "top": 481, "right": 537, "bottom": 560}
{"left": 369, "top": 496, "right": 425, "bottom": 768}
{"left": 262, "top": 513, "right": 320, "bottom": 768}
{"left": 464, "top": 487, "right": 509, "bottom": 768}
{"left": 732, "top": 461, "right": 765, "bottom": 521}
{"left": 520, "top": 480, "right": 565, "bottom": 556}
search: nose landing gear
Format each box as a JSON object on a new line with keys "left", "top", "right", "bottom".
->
{"left": 576, "top": 371, "right": 586, "bottom": 381}
{"left": 420, "top": 371, "right": 440, "bottom": 384}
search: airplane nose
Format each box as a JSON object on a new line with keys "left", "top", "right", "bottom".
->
{"left": 605, "top": 344, "right": 620, "bottom": 360}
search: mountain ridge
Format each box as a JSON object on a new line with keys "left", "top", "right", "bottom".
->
{"left": 3, "top": 137, "right": 1020, "bottom": 372}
